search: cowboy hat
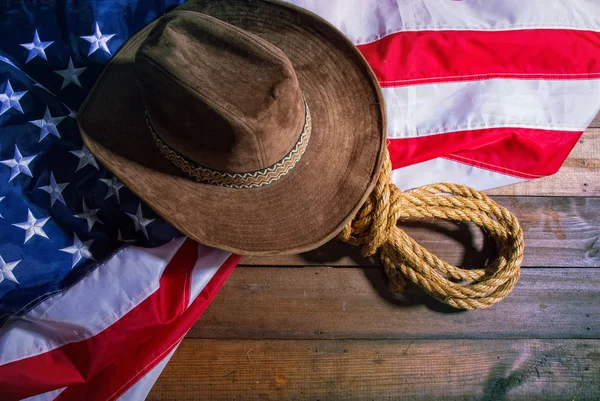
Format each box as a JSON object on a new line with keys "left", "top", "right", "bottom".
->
{"left": 77, "top": 0, "right": 386, "bottom": 255}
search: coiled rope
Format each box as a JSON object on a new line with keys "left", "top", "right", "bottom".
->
{"left": 339, "top": 151, "right": 524, "bottom": 309}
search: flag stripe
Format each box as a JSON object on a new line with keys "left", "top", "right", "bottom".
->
{"left": 22, "top": 388, "right": 66, "bottom": 401}
{"left": 382, "top": 78, "right": 600, "bottom": 139}
{"left": 388, "top": 128, "right": 582, "bottom": 178}
{"left": 358, "top": 29, "right": 600, "bottom": 87}
{"left": 189, "top": 243, "right": 233, "bottom": 307}
{"left": 0, "top": 239, "right": 238, "bottom": 401}
{"left": 391, "top": 157, "right": 526, "bottom": 191}
{"left": 56, "top": 340, "right": 183, "bottom": 401}
{"left": 446, "top": 129, "right": 582, "bottom": 179}
{"left": 0, "top": 238, "right": 186, "bottom": 366}
{"left": 287, "top": 0, "right": 600, "bottom": 44}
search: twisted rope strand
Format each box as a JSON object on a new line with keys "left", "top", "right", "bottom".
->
{"left": 339, "top": 151, "right": 524, "bottom": 310}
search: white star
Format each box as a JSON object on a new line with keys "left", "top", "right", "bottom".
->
{"left": 1, "top": 145, "right": 36, "bottom": 182}
{"left": 39, "top": 172, "right": 69, "bottom": 207}
{"left": 20, "top": 30, "right": 53, "bottom": 63}
{"left": 80, "top": 22, "right": 115, "bottom": 56}
{"left": 126, "top": 204, "right": 155, "bottom": 239}
{"left": 0, "top": 255, "right": 21, "bottom": 284}
{"left": 70, "top": 145, "right": 99, "bottom": 171}
{"left": 13, "top": 208, "right": 50, "bottom": 244}
{"left": 54, "top": 58, "right": 86, "bottom": 90}
{"left": 0, "top": 80, "right": 27, "bottom": 115}
{"left": 29, "top": 107, "right": 65, "bottom": 142}
{"left": 74, "top": 199, "right": 103, "bottom": 232}
{"left": 62, "top": 102, "right": 77, "bottom": 119}
{"left": 117, "top": 228, "right": 136, "bottom": 243}
{"left": 100, "top": 177, "right": 124, "bottom": 203}
{"left": 60, "top": 233, "right": 94, "bottom": 268}
{"left": 0, "top": 196, "right": 4, "bottom": 218}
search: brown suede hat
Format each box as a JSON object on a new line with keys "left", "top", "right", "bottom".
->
{"left": 77, "top": 0, "right": 386, "bottom": 255}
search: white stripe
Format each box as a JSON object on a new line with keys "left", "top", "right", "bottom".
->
{"left": 21, "top": 387, "right": 66, "bottom": 401}
{"left": 392, "top": 157, "right": 526, "bottom": 191}
{"left": 286, "top": 0, "right": 600, "bottom": 44}
{"left": 188, "top": 243, "right": 231, "bottom": 307}
{"left": 383, "top": 78, "right": 600, "bottom": 139}
{"left": 0, "top": 237, "right": 186, "bottom": 366}
{"left": 114, "top": 345, "right": 178, "bottom": 401}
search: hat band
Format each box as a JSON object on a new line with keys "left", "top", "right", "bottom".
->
{"left": 145, "top": 101, "right": 311, "bottom": 189}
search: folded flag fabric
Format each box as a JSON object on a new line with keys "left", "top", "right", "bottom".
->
{"left": 289, "top": 0, "right": 600, "bottom": 191}
{"left": 1, "top": 239, "right": 238, "bottom": 401}
{"left": 0, "top": 0, "right": 599, "bottom": 400}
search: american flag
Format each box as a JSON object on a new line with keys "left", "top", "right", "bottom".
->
{"left": 1, "top": 0, "right": 599, "bottom": 400}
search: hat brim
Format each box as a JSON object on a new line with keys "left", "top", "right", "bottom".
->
{"left": 77, "top": 0, "right": 386, "bottom": 255}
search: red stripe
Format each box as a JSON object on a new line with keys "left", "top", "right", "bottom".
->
{"left": 358, "top": 29, "right": 600, "bottom": 87}
{"left": 388, "top": 128, "right": 582, "bottom": 179}
{"left": 0, "top": 239, "right": 240, "bottom": 401}
{"left": 445, "top": 130, "right": 582, "bottom": 179}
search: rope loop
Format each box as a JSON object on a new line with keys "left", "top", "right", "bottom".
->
{"left": 339, "top": 151, "right": 524, "bottom": 310}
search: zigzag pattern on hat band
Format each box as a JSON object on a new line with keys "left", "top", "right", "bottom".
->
{"left": 146, "top": 101, "right": 311, "bottom": 189}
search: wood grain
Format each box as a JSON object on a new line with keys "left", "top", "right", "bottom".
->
{"left": 149, "top": 339, "right": 600, "bottom": 401}
{"left": 591, "top": 111, "right": 600, "bottom": 128}
{"left": 241, "top": 196, "right": 600, "bottom": 267}
{"left": 488, "top": 129, "right": 600, "bottom": 197}
{"left": 188, "top": 267, "right": 599, "bottom": 340}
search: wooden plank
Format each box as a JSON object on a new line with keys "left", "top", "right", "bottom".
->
{"left": 188, "top": 267, "right": 600, "bottom": 340}
{"left": 591, "top": 111, "right": 600, "bottom": 128}
{"left": 241, "top": 197, "right": 600, "bottom": 267}
{"left": 488, "top": 129, "right": 600, "bottom": 197}
{"left": 149, "top": 339, "right": 600, "bottom": 401}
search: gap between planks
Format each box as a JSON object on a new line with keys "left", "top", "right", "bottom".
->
{"left": 148, "top": 339, "right": 600, "bottom": 401}
{"left": 188, "top": 267, "right": 599, "bottom": 340}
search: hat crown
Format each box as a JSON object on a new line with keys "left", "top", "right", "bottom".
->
{"left": 135, "top": 11, "right": 306, "bottom": 174}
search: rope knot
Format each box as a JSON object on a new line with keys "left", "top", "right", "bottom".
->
{"left": 339, "top": 151, "right": 524, "bottom": 310}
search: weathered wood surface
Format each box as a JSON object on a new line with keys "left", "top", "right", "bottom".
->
{"left": 149, "top": 114, "right": 600, "bottom": 400}
{"left": 188, "top": 267, "right": 599, "bottom": 340}
{"left": 488, "top": 129, "right": 600, "bottom": 197}
{"left": 591, "top": 111, "right": 600, "bottom": 128}
{"left": 149, "top": 339, "right": 600, "bottom": 401}
{"left": 241, "top": 196, "right": 600, "bottom": 268}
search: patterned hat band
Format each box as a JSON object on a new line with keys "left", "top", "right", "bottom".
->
{"left": 145, "top": 101, "right": 311, "bottom": 189}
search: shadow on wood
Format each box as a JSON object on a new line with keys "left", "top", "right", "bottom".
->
{"left": 296, "top": 219, "right": 498, "bottom": 312}
{"left": 297, "top": 220, "right": 498, "bottom": 270}
{"left": 361, "top": 267, "right": 466, "bottom": 314}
